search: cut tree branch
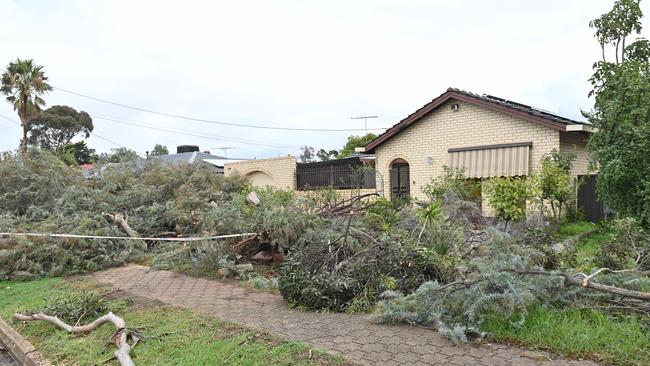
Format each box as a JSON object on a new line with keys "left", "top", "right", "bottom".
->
{"left": 14, "top": 311, "right": 136, "bottom": 366}
{"left": 507, "top": 269, "right": 650, "bottom": 301}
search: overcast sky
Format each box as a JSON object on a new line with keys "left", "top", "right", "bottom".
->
{"left": 0, "top": 0, "right": 647, "bottom": 159}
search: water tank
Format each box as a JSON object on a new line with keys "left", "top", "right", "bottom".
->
{"left": 177, "top": 145, "right": 200, "bottom": 154}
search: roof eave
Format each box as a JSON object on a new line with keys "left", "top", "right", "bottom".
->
{"left": 565, "top": 124, "right": 596, "bottom": 133}
{"left": 365, "top": 90, "right": 574, "bottom": 152}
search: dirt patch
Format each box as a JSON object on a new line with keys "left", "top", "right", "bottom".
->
{"left": 101, "top": 289, "right": 162, "bottom": 311}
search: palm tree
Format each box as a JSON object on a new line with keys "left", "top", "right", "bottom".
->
{"left": 1, "top": 58, "right": 52, "bottom": 153}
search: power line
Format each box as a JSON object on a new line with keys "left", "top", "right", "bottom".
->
{"left": 0, "top": 113, "right": 132, "bottom": 151}
{"left": 53, "top": 86, "right": 388, "bottom": 132}
{"left": 0, "top": 114, "right": 21, "bottom": 126}
{"left": 90, "top": 114, "right": 300, "bottom": 149}
{"left": 90, "top": 131, "right": 129, "bottom": 149}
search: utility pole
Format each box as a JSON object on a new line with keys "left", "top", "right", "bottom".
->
{"left": 351, "top": 115, "right": 378, "bottom": 135}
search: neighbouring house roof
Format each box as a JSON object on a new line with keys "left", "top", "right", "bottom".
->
{"left": 365, "top": 88, "right": 590, "bottom": 153}
{"left": 155, "top": 151, "right": 220, "bottom": 165}
{"left": 86, "top": 152, "right": 234, "bottom": 179}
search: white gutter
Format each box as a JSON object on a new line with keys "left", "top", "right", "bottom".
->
{"left": 566, "top": 124, "right": 597, "bottom": 133}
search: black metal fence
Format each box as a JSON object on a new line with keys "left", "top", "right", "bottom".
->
{"left": 577, "top": 175, "right": 607, "bottom": 222}
{"left": 296, "top": 157, "right": 376, "bottom": 190}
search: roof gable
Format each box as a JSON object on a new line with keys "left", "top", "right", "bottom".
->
{"left": 365, "top": 88, "right": 588, "bottom": 152}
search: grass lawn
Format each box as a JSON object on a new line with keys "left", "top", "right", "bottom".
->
{"left": 557, "top": 221, "right": 597, "bottom": 239}
{"left": 0, "top": 278, "right": 350, "bottom": 366}
{"left": 482, "top": 306, "right": 650, "bottom": 366}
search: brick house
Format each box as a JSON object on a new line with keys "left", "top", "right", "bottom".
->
{"left": 363, "top": 88, "right": 595, "bottom": 217}
{"left": 225, "top": 156, "right": 297, "bottom": 189}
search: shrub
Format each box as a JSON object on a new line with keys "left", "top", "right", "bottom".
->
{"left": 422, "top": 167, "right": 480, "bottom": 203}
{"left": 31, "top": 290, "right": 109, "bottom": 324}
{"left": 484, "top": 177, "right": 529, "bottom": 232}
{"left": 531, "top": 150, "right": 576, "bottom": 222}
{"left": 596, "top": 218, "right": 650, "bottom": 270}
{"left": 362, "top": 197, "right": 399, "bottom": 233}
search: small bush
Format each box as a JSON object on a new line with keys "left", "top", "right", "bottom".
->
{"left": 422, "top": 167, "right": 480, "bottom": 203}
{"left": 484, "top": 177, "right": 529, "bottom": 232}
{"left": 33, "top": 290, "right": 108, "bottom": 324}
{"left": 596, "top": 218, "right": 650, "bottom": 270}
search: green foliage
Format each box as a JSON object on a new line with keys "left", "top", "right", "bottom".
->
{"left": 99, "top": 147, "right": 140, "bottom": 163}
{"left": 362, "top": 197, "right": 399, "bottom": 233}
{"left": 302, "top": 186, "right": 342, "bottom": 208}
{"left": 482, "top": 306, "right": 650, "bottom": 366}
{"left": 67, "top": 141, "right": 97, "bottom": 164}
{"left": 484, "top": 177, "right": 529, "bottom": 230}
{"left": 574, "top": 229, "right": 612, "bottom": 273}
{"left": 532, "top": 150, "right": 576, "bottom": 221}
{"left": 337, "top": 133, "right": 377, "bottom": 158}
{"left": 1, "top": 58, "right": 52, "bottom": 152}
{"left": 247, "top": 276, "right": 279, "bottom": 290}
{"left": 373, "top": 240, "right": 564, "bottom": 343}
{"left": 149, "top": 143, "right": 169, "bottom": 156}
{"left": 0, "top": 152, "right": 258, "bottom": 279}
{"left": 299, "top": 145, "right": 315, "bottom": 163}
{"left": 0, "top": 149, "right": 79, "bottom": 216}
{"left": 316, "top": 148, "right": 338, "bottom": 161}
{"left": 557, "top": 221, "right": 596, "bottom": 239}
{"left": 587, "top": 1, "right": 650, "bottom": 226}
{"left": 28, "top": 105, "right": 93, "bottom": 150}
{"left": 422, "top": 167, "right": 480, "bottom": 202}
{"left": 0, "top": 279, "right": 347, "bottom": 366}
{"left": 278, "top": 223, "right": 442, "bottom": 311}
{"left": 34, "top": 290, "right": 108, "bottom": 324}
{"left": 596, "top": 218, "right": 650, "bottom": 270}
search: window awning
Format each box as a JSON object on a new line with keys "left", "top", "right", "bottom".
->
{"left": 448, "top": 142, "right": 532, "bottom": 178}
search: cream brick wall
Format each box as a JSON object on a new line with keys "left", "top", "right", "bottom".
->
{"left": 560, "top": 131, "right": 591, "bottom": 177}
{"left": 374, "top": 100, "right": 561, "bottom": 216}
{"left": 224, "top": 156, "right": 297, "bottom": 190}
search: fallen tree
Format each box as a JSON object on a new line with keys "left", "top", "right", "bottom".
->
{"left": 14, "top": 311, "right": 137, "bottom": 366}
{"left": 102, "top": 212, "right": 147, "bottom": 251}
{"left": 375, "top": 257, "right": 650, "bottom": 343}
{"left": 316, "top": 192, "right": 380, "bottom": 217}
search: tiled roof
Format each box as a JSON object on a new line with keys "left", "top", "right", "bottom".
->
{"left": 448, "top": 88, "right": 589, "bottom": 126}
{"left": 365, "top": 87, "right": 589, "bottom": 152}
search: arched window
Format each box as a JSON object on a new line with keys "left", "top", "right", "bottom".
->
{"left": 245, "top": 170, "right": 273, "bottom": 187}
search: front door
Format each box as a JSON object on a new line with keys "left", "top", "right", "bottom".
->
{"left": 390, "top": 160, "right": 410, "bottom": 202}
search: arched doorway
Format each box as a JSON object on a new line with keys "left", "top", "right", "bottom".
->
{"left": 390, "top": 159, "right": 410, "bottom": 202}
{"left": 245, "top": 170, "right": 273, "bottom": 187}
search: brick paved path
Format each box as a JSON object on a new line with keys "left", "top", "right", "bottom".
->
{"left": 90, "top": 265, "right": 597, "bottom": 366}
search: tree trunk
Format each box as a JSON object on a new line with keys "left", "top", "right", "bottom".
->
{"left": 102, "top": 212, "right": 147, "bottom": 250}
{"left": 20, "top": 116, "right": 28, "bottom": 154}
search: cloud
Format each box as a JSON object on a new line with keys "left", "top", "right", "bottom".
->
{"left": 0, "top": 0, "right": 643, "bottom": 157}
